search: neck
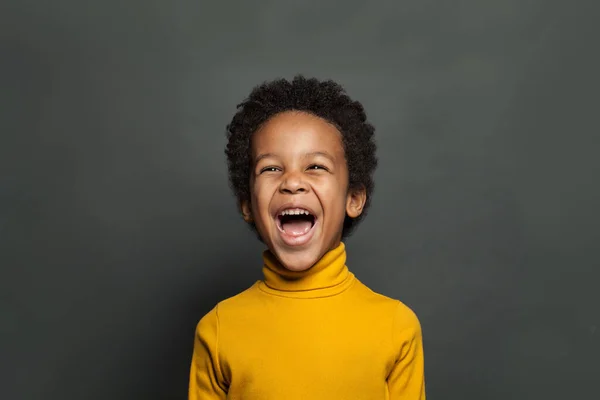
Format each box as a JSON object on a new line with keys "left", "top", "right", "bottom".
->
{"left": 259, "top": 243, "right": 355, "bottom": 299}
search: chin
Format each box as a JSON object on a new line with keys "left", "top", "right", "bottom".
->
{"left": 269, "top": 240, "right": 326, "bottom": 272}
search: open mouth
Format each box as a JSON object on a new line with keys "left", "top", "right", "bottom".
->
{"left": 276, "top": 208, "right": 316, "bottom": 237}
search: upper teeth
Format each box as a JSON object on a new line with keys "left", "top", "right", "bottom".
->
{"left": 280, "top": 208, "right": 311, "bottom": 216}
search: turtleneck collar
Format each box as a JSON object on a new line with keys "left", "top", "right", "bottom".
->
{"left": 257, "top": 242, "right": 355, "bottom": 299}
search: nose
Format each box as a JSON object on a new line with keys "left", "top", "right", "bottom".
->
{"left": 279, "top": 170, "right": 308, "bottom": 194}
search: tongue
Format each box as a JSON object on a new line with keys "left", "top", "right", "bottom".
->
{"left": 282, "top": 220, "right": 312, "bottom": 236}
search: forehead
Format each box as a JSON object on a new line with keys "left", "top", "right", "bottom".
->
{"left": 251, "top": 111, "right": 343, "bottom": 156}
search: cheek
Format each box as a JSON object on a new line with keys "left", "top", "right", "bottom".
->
{"left": 250, "top": 177, "right": 266, "bottom": 198}
{"left": 251, "top": 180, "right": 275, "bottom": 213}
{"left": 315, "top": 181, "right": 348, "bottom": 215}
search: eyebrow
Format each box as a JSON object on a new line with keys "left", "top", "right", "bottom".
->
{"left": 254, "top": 153, "right": 277, "bottom": 163}
{"left": 306, "top": 151, "right": 335, "bottom": 162}
{"left": 254, "top": 151, "right": 335, "bottom": 163}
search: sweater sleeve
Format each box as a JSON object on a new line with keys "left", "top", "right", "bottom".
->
{"left": 386, "top": 302, "right": 426, "bottom": 400}
{"left": 188, "top": 305, "right": 228, "bottom": 400}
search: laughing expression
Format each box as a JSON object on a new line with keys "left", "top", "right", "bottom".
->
{"left": 241, "top": 111, "right": 366, "bottom": 272}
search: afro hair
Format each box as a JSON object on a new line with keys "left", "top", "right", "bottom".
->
{"left": 225, "top": 75, "right": 377, "bottom": 238}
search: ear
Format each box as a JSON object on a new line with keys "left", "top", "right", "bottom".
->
{"left": 345, "top": 185, "right": 367, "bottom": 218}
{"left": 240, "top": 199, "right": 253, "bottom": 222}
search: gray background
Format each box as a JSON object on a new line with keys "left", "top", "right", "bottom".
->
{"left": 1, "top": 0, "right": 599, "bottom": 399}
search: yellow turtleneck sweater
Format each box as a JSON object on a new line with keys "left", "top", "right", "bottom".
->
{"left": 189, "top": 243, "right": 426, "bottom": 399}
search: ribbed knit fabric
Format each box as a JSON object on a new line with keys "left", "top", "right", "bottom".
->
{"left": 189, "top": 243, "right": 425, "bottom": 399}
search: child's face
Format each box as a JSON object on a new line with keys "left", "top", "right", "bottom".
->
{"left": 241, "top": 111, "right": 366, "bottom": 272}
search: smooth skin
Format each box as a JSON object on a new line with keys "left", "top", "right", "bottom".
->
{"left": 241, "top": 111, "right": 366, "bottom": 272}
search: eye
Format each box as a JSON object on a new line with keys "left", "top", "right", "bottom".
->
{"left": 307, "top": 164, "right": 327, "bottom": 171}
{"left": 260, "top": 166, "right": 280, "bottom": 173}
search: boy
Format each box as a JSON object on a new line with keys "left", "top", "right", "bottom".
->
{"left": 189, "top": 76, "right": 426, "bottom": 399}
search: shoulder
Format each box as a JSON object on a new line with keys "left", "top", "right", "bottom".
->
{"left": 352, "top": 278, "right": 421, "bottom": 330}
{"left": 218, "top": 281, "right": 262, "bottom": 310}
{"left": 351, "top": 278, "right": 404, "bottom": 308}
{"left": 196, "top": 282, "right": 261, "bottom": 329}
{"left": 200, "top": 283, "right": 256, "bottom": 322}
{"left": 392, "top": 300, "right": 421, "bottom": 334}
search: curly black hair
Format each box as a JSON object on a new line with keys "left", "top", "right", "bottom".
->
{"left": 225, "top": 75, "right": 377, "bottom": 238}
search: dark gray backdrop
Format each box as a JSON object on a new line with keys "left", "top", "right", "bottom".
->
{"left": 2, "top": 0, "right": 599, "bottom": 399}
